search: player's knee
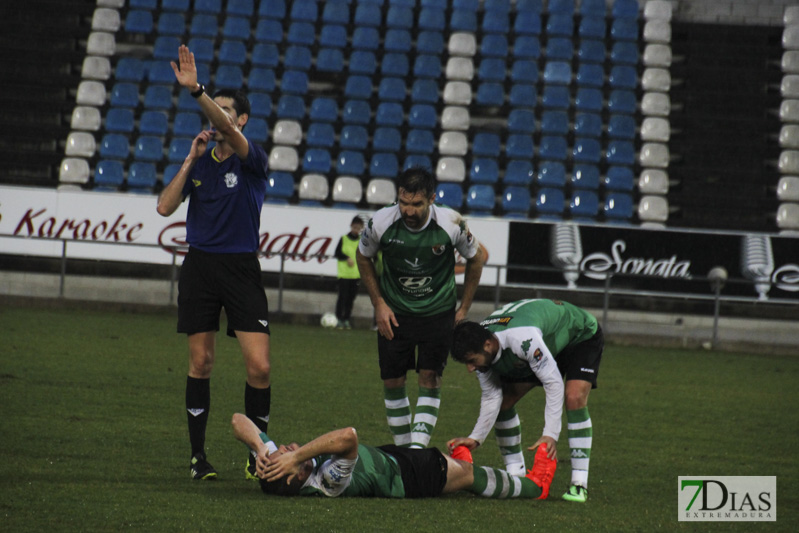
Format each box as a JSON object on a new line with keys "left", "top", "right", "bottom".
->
{"left": 565, "top": 391, "right": 588, "bottom": 410}
{"left": 248, "top": 359, "right": 271, "bottom": 380}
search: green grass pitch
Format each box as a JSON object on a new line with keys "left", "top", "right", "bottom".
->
{"left": 1, "top": 303, "right": 797, "bottom": 532}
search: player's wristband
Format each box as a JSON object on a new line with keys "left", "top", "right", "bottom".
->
{"left": 190, "top": 84, "right": 205, "bottom": 99}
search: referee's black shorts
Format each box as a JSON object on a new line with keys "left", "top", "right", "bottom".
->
{"left": 177, "top": 247, "right": 270, "bottom": 338}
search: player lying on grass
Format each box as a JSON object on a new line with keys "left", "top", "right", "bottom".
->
{"left": 231, "top": 413, "right": 556, "bottom": 500}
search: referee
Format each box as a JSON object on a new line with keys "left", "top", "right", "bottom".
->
{"left": 157, "top": 45, "right": 272, "bottom": 481}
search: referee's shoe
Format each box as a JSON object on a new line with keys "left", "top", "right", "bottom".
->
{"left": 190, "top": 452, "right": 218, "bottom": 480}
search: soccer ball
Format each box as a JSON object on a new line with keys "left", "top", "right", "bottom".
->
{"left": 320, "top": 312, "right": 338, "bottom": 328}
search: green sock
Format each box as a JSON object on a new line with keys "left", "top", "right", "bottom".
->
{"left": 384, "top": 385, "right": 412, "bottom": 447}
{"left": 410, "top": 386, "right": 440, "bottom": 448}
{"left": 470, "top": 466, "right": 543, "bottom": 499}
{"left": 566, "top": 407, "right": 592, "bottom": 488}
{"left": 495, "top": 407, "right": 524, "bottom": 470}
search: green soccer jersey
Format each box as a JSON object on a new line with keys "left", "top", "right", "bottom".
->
{"left": 359, "top": 203, "right": 479, "bottom": 316}
{"left": 299, "top": 444, "right": 405, "bottom": 498}
{"left": 467, "top": 299, "right": 598, "bottom": 444}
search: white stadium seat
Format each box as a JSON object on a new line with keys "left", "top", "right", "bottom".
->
{"left": 776, "top": 202, "right": 799, "bottom": 230}
{"left": 446, "top": 57, "right": 474, "bottom": 81}
{"left": 86, "top": 32, "right": 116, "bottom": 56}
{"left": 779, "top": 125, "right": 799, "bottom": 149}
{"left": 298, "top": 174, "right": 329, "bottom": 202}
{"left": 76, "top": 80, "right": 107, "bottom": 106}
{"left": 65, "top": 132, "right": 96, "bottom": 157}
{"left": 643, "top": 44, "right": 672, "bottom": 68}
{"left": 92, "top": 8, "right": 120, "bottom": 32}
{"left": 438, "top": 131, "right": 468, "bottom": 156}
{"left": 641, "top": 92, "right": 670, "bottom": 116}
{"left": 780, "top": 99, "right": 799, "bottom": 122}
{"left": 59, "top": 158, "right": 90, "bottom": 184}
{"left": 782, "top": 75, "right": 799, "bottom": 98}
{"left": 777, "top": 176, "right": 799, "bottom": 201}
{"left": 644, "top": 0, "right": 673, "bottom": 21}
{"left": 366, "top": 179, "right": 397, "bottom": 206}
{"left": 778, "top": 150, "right": 799, "bottom": 174}
{"left": 640, "top": 117, "right": 670, "bottom": 142}
{"left": 81, "top": 56, "right": 111, "bottom": 80}
{"left": 782, "top": 51, "right": 799, "bottom": 74}
{"left": 443, "top": 81, "right": 472, "bottom": 105}
{"left": 448, "top": 33, "right": 476, "bottom": 57}
{"left": 638, "top": 169, "right": 670, "bottom": 194}
{"left": 332, "top": 177, "right": 363, "bottom": 204}
{"left": 638, "top": 195, "right": 670, "bottom": 223}
{"left": 70, "top": 106, "right": 102, "bottom": 131}
{"left": 272, "top": 120, "right": 302, "bottom": 145}
{"left": 639, "top": 143, "right": 670, "bottom": 168}
{"left": 641, "top": 68, "right": 671, "bottom": 92}
{"left": 441, "top": 106, "right": 470, "bottom": 131}
{"left": 643, "top": 20, "right": 671, "bottom": 43}
{"left": 436, "top": 157, "right": 466, "bottom": 182}
{"left": 268, "top": 146, "right": 299, "bottom": 171}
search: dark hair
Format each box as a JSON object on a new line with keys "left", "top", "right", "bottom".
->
{"left": 397, "top": 166, "right": 436, "bottom": 199}
{"left": 451, "top": 321, "right": 493, "bottom": 364}
{"left": 259, "top": 475, "right": 304, "bottom": 496}
{"left": 212, "top": 88, "right": 251, "bottom": 119}
{"left": 351, "top": 215, "right": 365, "bottom": 225}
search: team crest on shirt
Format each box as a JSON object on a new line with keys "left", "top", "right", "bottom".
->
{"left": 224, "top": 172, "right": 238, "bottom": 188}
{"left": 431, "top": 243, "right": 446, "bottom": 255}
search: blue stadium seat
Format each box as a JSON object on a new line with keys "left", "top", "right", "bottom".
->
{"left": 502, "top": 186, "right": 531, "bottom": 216}
{"left": 607, "top": 114, "right": 637, "bottom": 139}
{"left": 576, "top": 63, "right": 604, "bottom": 88}
{"left": 166, "top": 137, "right": 191, "bottom": 162}
{"left": 382, "top": 53, "right": 409, "bottom": 77}
{"left": 423, "top": 0, "right": 450, "bottom": 8}
{"left": 611, "top": 41, "right": 639, "bottom": 65}
{"left": 504, "top": 160, "right": 534, "bottom": 185}
{"left": 287, "top": 22, "right": 315, "bottom": 45}
{"left": 227, "top": 0, "right": 254, "bottom": 17}
{"left": 606, "top": 141, "right": 636, "bottom": 165}
{"left": 612, "top": 0, "right": 640, "bottom": 18}
{"left": 105, "top": 108, "right": 135, "bottom": 133}
{"left": 386, "top": 6, "right": 413, "bottom": 29}
{"left": 248, "top": 68, "right": 276, "bottom": 92}
{"left": 266, "top": 172, "right": 295, "bottom": 201}
{"left": 352, "top": 27, "right": 380, "bottom": 50}
{"left": 475, "top": 83, "right": 505, "bottom": 107}
{"left": 604, "top": 166, "right": 635, "bottom": 191}
{"left": 187, "top": 37, "right": 214, "bottom": 63}
{"left": 411, "top": 79, "right": 439, "bottom": 104}
{"left": 472, "top": 132, "right": 501, "bottom": 157}
{"left": 190, "top": 14, "right": 218, "bottom": 38}
{"left": 404, "top": 154, "right": 433, "bottom": 171}
{"left": 375, "top": 102, "right": 403, "bottom": 127}
{"left": 320, "top": 24, "right": 348, "bottom": 49}
{"left": 570, "top": 190, "right": 599, "bottom": 219}
{"left": 342, "top": 100, "right": 371, "bottom": 125}
{"left": 535, "top": 187, "right": 565, "bottom": 216}
{"left": 482, "top": 10, "right": 509, "bottom": 33}
{"left": 378, "top": 77, "right": 406, "bottom": 103}
{"left": 337, "top": 151, "right": 366, "bottom": 176}
{"left": 130, "top": 0, "right": 157, "bottom": 9}
{"left": 177, "top": 90, "right": 200, "bottom": 112}
{"left": 306, "top": 123, "right": 335, "bottom": 148}
{"left": 255, "top": 19, "right": 283, "bottom": 44}
{"left": 147, "top": 61, "right": 176, "bottom": 85}
{"left": 110, "top": 82, "right": 140, "bottom": 108}
{"left": 139, "top": 110, "right": 168, "bottom": 135}
{"left": 370, "top": 153, "right": 399, "bottom": 178}
{"left": 578, "top": 15, "right": 606, "bottom": 40}
{"left": 406, "top": 129, "right": 435, "bottom": 154}
{"left": 94, "top": 160, "right": 125, "bottom": 188}
{"left": 574, "top": 112, "right": 603, "bottom": 138}
{"left": 290, "top": 0, "right": 317, "bottom": 22}
{"left": 508, "top": 109, "right": 536, "bottom": 134}
{"left": 611, "top": 18, "right": 639, "bottom": 41}
{"left": 349, "top": 51, "right": 377, "bottom": 75}
{"left": 136, "top": 135, "right": 165, "bottom": 162}
{"left": 100, "top": 134, "right": 130, "bottom": 160}
{"left": 124, "top": 10, "right": 153, "bottom": 34}
{"left": 214, "top": 65, "right": 243, "bottom": 90}
{"left": 413, "top": 55, "right": 441, "bottom": 79}
{"left": 536, "top": 161, "right": 566, "bottom": 187}
{"left": 153, "top": 36, "right": 181, "bottom": 60}
{"left": 251, "top": 43, "right": 279, "bottom": 68}
{"left": 539, "top": 136, "right": 568, "bottom": 161}
{"left": 477, "top": 58, "right": 506, "bottom": 82}
{"left": 574, "top": 88, "right": 603, "bottom": 112}
{"left": 482, "top": 34, "right": 509, "bottom": 57}
{"left": 510, "top": 60, "right": 539, "bottom": 84}
{"left": 609, "top": 65, "right": 638, "bottom": 89}
{"left": 466, "top": 184, "right": 495, "bottom": 213}
{"left": 309, "top": 97, "right": 337, "bottom": 123}
{"left": 316, "top": 48, "right": 344, "bottom": 73}
{"left": 303, "top": 148, "right": 332, "bottom": 173}
{"left": 173, "top": 112, "right": 202, "bottom": 137}
{"left": 245, "top": 117, "right": 269, "bottom": 143}
{"left": 540, "top": 110, "right": 569, "bottom": 135}
{"left": 339, "top": 125, "right": 369, "bottom": 150}
{"left": 513, "top": 10, "right": 541, "bottom": 35}
{"left": 545, "top": 38, "right": 573, "bottom": 61}
{"left": 281, "top": 70, "right": 308, "bottom": 95}
{"left": 512, "top": 36, "right": 541, "bottom": 59}
{"left": 419, "top": 7, "right": 446, "bottom": 31}
{"left": 578, "top": 39, "right": 606, "bottom": 63}
{"left": 571, "top": 164, "right": 601, "bottom": 189}
{"left": 143, "top": 85, "right": 173, "bottom": 110}
{"left": 354, "top": 4, "right": 381, "bottom": 27}
{"left": 258, "top": 0, "right": 285, "bottom": 19}
{"left": 385, "top": 29, "right": 412, "bottom": 52}
{"left": 219, "top": 40, "right": 248, "bottom": 65}
{"left": 516, "top": 0, "right": 543, "bottom": 11}
{"left": 284, "top": 45, "right": 312, "bottom": 71}
{"left": 509, "top": 84, "right": 536, "bottom": 108}
{"left": 115, "top": 57, "right": 145, "bottom": 82}
{"left": 548, "top": 0, "right": 575, "bottom": 13}
{"left": 162, "top": 163, "right": 182, "bottom": 186}
{"left": 541, "top": 85, "right": 570, "bottom": 110}
{"left": 162, "top": 0, "right": 189, "bottom": 11}
{"left": 408, "top": 104, "right": 437, "bottom": 129}
{"left": 450, "top": 9, "right": 477, "bottom": 32}
{"left": 345, "top": 75, "right": 372, "bottom": 100}
{"left": 275, "top": 95, "right": 305, "bottom": 120}
{"left": 603, "top": 192, "right": 634, "bottom": 221}
{"left": 608, "top": 90, "right": 637, "bottom": 114}
{"left": 127, "top": 161, "right": 157, "bottom": 190}
{"left": 506, "top": 134, "right": 535, "bottom": 159}
{"left": 194, "top": 0, "right": 222, "bottom": 14}
{"left": 546, "top": 13, "right": 573, "bottom": 37}
{"left": 572, "top": 138, "right": 602, "bottom": 163}
{"left": 417, "top": 31, "right": 444, "bottom": 54}
{"left": 470, "top": 158, "right": 499, "bottom": 184}
{"left": 373, "top": 128, "right": 402, "bottom": 153}
{"left": 436, "top": 183, "right": 464, "bottom": 209}
{"left": 322, "top": 2, "right": 349, "bottom": 25}
{"left": 157, "top": 11, "right": 184, "bottom": 36}
{"left": 580, "top": 0, "right": 606, "bottom": 15}
{"left": 543, "top": 61, "right": 572, "bottom": 85}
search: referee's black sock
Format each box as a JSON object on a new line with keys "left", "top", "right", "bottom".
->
{"left": 245, "top": 382, "right": 271, "bottom": 434}
{"left": 186, "top": 376, "right": 210, "bottom": 458}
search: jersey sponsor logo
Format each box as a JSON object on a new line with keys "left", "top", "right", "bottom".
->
{"left": 187, "top": 408, "right": 205, "bottom": 417}
{"left": 480, "top": 316, "right": 512, "bottom": 326}
{"left": 580, "top": 367, "right": 595, "bottom": 374}
{"left": 404, "top": 257, "right": 423, "bottom": 269}
{"left": 412, "top": 423, "right": 430, "bottom": 433}
{"left": 399, "top": 276, "right": 432, "bottom": 290}
{"left": 224, "top": 172, "right": 238, "bottom": 188}
{"left": 258, "top": 319, "right": 268, "bottom": 327}
{"left": 388, "top": 238, "right": 405, "bottom": 244}
{"left": 431, "top": 243, "right": 446, "bottom": 255}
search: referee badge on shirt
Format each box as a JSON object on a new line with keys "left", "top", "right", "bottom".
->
{"left": 224, "top": 172, "right": 238, "bottom": 188}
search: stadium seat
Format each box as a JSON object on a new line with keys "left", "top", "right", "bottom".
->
{"left": 472, "top": 132, "right": 501, "bottom": 157}
{"left": 540, "top": 111, "right": 568, "bottom": 135}
{"left": 289, "top": 0, "right": 317, "bottom": 22}
{"left": 139, "top": 110, "right": 168, "bottom": 136}
{"left": 419, "top": 7, "right": 446, "bottom": 31}
{"left": 258, "top": 0, "right": 285, "bottom": 19}
{"left": 641, "top": 117, "right": 671, "bottom": 142}
{"left": 276, "top": 95, "right": 305, "bottom": 120}
{"left": 436, "top": 182, "right": 464, "bottom": 209}
{"left": 570, "top": 190, "right": 600, "bottom": 219}
{"left": 411, "top": 79, "right": 440, "bottom": 104}
{"left": 535, "top": 188, "right": 565, "bottom": 216}
{"left": 378, "top": 77, "right": 407, "bottom": 103}
{"left": 506, "top": 134, "right": 535, "bottom": 159}
{"left": 482, "top": 10, "right": 509, "bottom": 33}
{"left": 441, "top": 106, "right": 470, "bottom": 131}
{"left": 477, "top": 58, "right": 506, "bottom": 83}
{"left": 166, "top": 137, "right": 191, "bottom": 163}
{"left": 114, "top": 57, "right": 145, "bottom": 82}
{"left": 322, "top": 2, "right": 348, "bottom": 25}
{"left": 86, "top": 32, "right": 116, "bottom": 57}
{"left": 642, "top": 68, "right": 671, "bottom": 92}
{"left": 612, "top": 0, "right": 640, "bottom": 18}
{"left": 578, "top": 39, "right": 606, "bottom": 64}
{"left": 306, "top": 123, "right": 335, "bottom": 148}
{"left": 345, "top": 75, "right": 372, "bottom": 100}
{"left": 287, "top": 22, "right": 315, "bottom": 46}
{"left": 94, "top": 159, "right": 125, "bottom": 188}
{"left": 574, "top": 112, "right": 603, "bottom": 138}
{"left": 543, "top": 61, "right": 572, "bottom": 85}
{"left": 339, "top": 125, "right": 369, "bottom": 150}
{"left": 777, "top": 176, "right": 799, "bottom": 201}
{"left": 98, "top": 133, "right": 128, "bottom": 159}
{"left": 366, "top": 179, "right": 397, "bottom": 206}
{"left": 611, "top": 41, "right": 639, "bottom": 66}
{"left": 536, "top": 161, "right": 566, "bottom": 187}
{"left": 302, "top": 148, "right": 332, "bottom": 174}
{"left": 448, "top": 32, "right": 476, "bottom": 56}
{"left": 643, "top": 44, "right": 672, "bottom": 68}
{"left": 604, "top": 166, "right": 635, "bottom": 191}
{"left": 156, "top": 11, "right": 184, "bottom": 36}
{"left": 546, "top": 13, "right": 573, "bottom": 37}
{"left": 608, "top": 90, "right": 637, "bottom": 115}
{"left": 466, "top": 184, "right": 495, "bottom": 214}
{"left": 511, "top": 59, "right": 540, "bottom": 84}
{"left": 469, "top": 158, "right": 499, "bottom": 184}
{"left": 309, "top": 97, "right": 337, "bottom": 123}
{"left": 575, "top": 88, "right": 603, "bottom": 112}
{"left": 332, "top": 177, "right": 363, "bottom": 205}
{"left": 545, "top": 38, "right": 573, "bottom": 61}
{"left": 509, "top": 84, "right": 536, "bottom": 108}
{"left": 124, "top": 10, "right": 154, "bottom": 34}
{"left": 352, "top": 26, "right": 379, "bottom": 50}
{"left": 349, "top": 50, "right": 377, "bottom": 75}
{"left": 284, "top": 46, "right": 312, "bottom": 71}
{"left": 539, "top": 136, "right": 568, "bottom": 161}
{"left": 248, "top": 93, "right": 272, "bottom": 119}
{"left": 408, "top": 104, "right": 437, "bottom": 129}
{"left": 272, "top": 120, "right": 302, "bottom": 145}
{"left": 372, "top": 128, "right": 402, "bottom": 153}
{"left": 254, "top": 19, "right": 282, "bottom": 44}
{"left": 177, "top": 91, "right": 200, "bottom": 112}
{"left": 369, "top": 153, "right": 399, "bottom": 178}
{"left": 513, "top": 10, "right": 541, "bottom": 35}
{"left": 414, "top": 55, "right": 441, "bottom": 79}
{"left": 375, "top": 103, "right": 404, "bottom": 127}
{"left": 386, "top": 6, "right": 413, "bottom": 29}
{"left": 417, "top": 31, "right": 445, "bottom": 54}
{"left": 247, "top": 67, "right": 276, "bottom": 93}
{"left": 266, "top": 172, "right": 295, "bottom": 202}
{"left": 439, "top": 131, "right": 469, "bottom": 156}
{"left": 606, "top": 141, "right": 636, "bottom": 165}
{"left": 609, "top": 66, "right": 638, "bottom": 89}
{"left": 59, "top": 158, "right": 90, "bottom": 184}
{"left": 320, "top": 24, "right": 348, "bottom": 49}
{"left": 135, "top": 136, "right": 164, "bottom": 162}
{"left": 227, "top": 0, "right": 253, "bottom": 17}
{"left": 280, "top": 70, "right": 309, "bottom": 95}
{"left": 104, "top": 107, "right": 134, "bottom": 133}
{"left": 608, "top": 114, "right": 637, "bottom": 139}
{"left": 643, "top": 20, "right": 671, "bottom": 43}
{"left": 512, "top": 36, "right": 541, "bottom": 60}
{"left": 382, "top": 53, "right": 409, "bottom": 77}
{"left": 337, "top": 151, "right": 366, "bottom": 176}
{"left": 81, "top": 56, "right": 110, "bottom": 82}
{"left": 450, "top": 8, "right": 477, "bottom": 32}
{"left": 215, "top": 65, "right": 244, "bottom": 90}
{"left": 342, "top": 100, "right": 371, "bottom": 125}
{"left": 603, "top": 192, "right": 634, "bottom": 221}
{"left": 579, "top": 15, "right": 606, "bottom": 39}
{"left": 611, "top": 18, "right": 639, "bottom": 41}
{"left": 637, "top": 195, "right": 669, "bottom": 223}
{"left": 481, "top": 34, "right": 509, "bottom": 58}
{"left": 190, "top": 14, "right": 218, "bottom": 38}
{"left": 219, "top": 40, "right": 248, "bottom": 65}
{"left": 571, "top": 165, "right": 600, "bottom": 189}
{"left": 385, "top": 29, "right": 412, "bottom": 53}
{"left": 70, "top": 106, "right": 101, "bottom": 132}
{"left": 475, "top": 83, "right": 505, "bottom": 107}
{"left": 776, "top": 203, "right": 799, "bottom": 231}
{"left": 65, "top": 133, "right": 96, "bottom": 158}
{"left": 109, "top": 82, "right": 138, "bottom": 108}
{"left": 268, "top": 147, "right": 299, "bottom": 172}
{"left": 503, "top": 160, "right": 534, "bottom": 186}
{"left": 639, "top": 143, "right": 669, "bottom": 168}
{"left": 187, "top": 37, "right": 214, "bottom": 63}
{"left": 576, "top": 63, "right": 604, "bottom": 88}
{"left": 502, "top": 186, "right": 531, "bottom": 216}
{"left": 641, "top": 92, "right": 671, "bottom": 116}
{"left": 316, "top": 48, "right": 344, "bottom": 73}
{"left": 244, "top": 118, "right": 269, "bottom": 143}
{"left": 548, "top": 0, "right": 575, "bottom": 14}
{"left": 127, "top": 161, "right": 157, "bottom": 190}
{"left": 403, "top": 155, "right": 433, "bottom": 172}
{"left": 172, "top": 112, "right": 202, "bottom": 137}
{"left": 542, "top": 85, "right": 570, "bottom": 110}
{"left": 143, "top": 85, "right": 172, "bottom": 110}
{"left": 194, "top": 0, "right": 222, "bottom": 14}
{"left": 436, "top": 157, "right": 466, "bottom": 183}
{"left": 146, "top": 61, "right": 176, "bottom": 85}
{"left": 638, "top": 169, "right": 670, "bottom": 194}
{"left": 298, "top": 173, "right": 329, "bottom": 203}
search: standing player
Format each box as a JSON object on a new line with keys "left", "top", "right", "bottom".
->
{"left": 333, "top": 215, "right": 365, "bottom": 329}
{"left": 448, "top": 299, "right": 603, "bottom": 503}
{"left": 157, "top": 45, "right": 272, "bottom": 480}
{"left": 356, "top": 167, "right": 485, "bottom": 449}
